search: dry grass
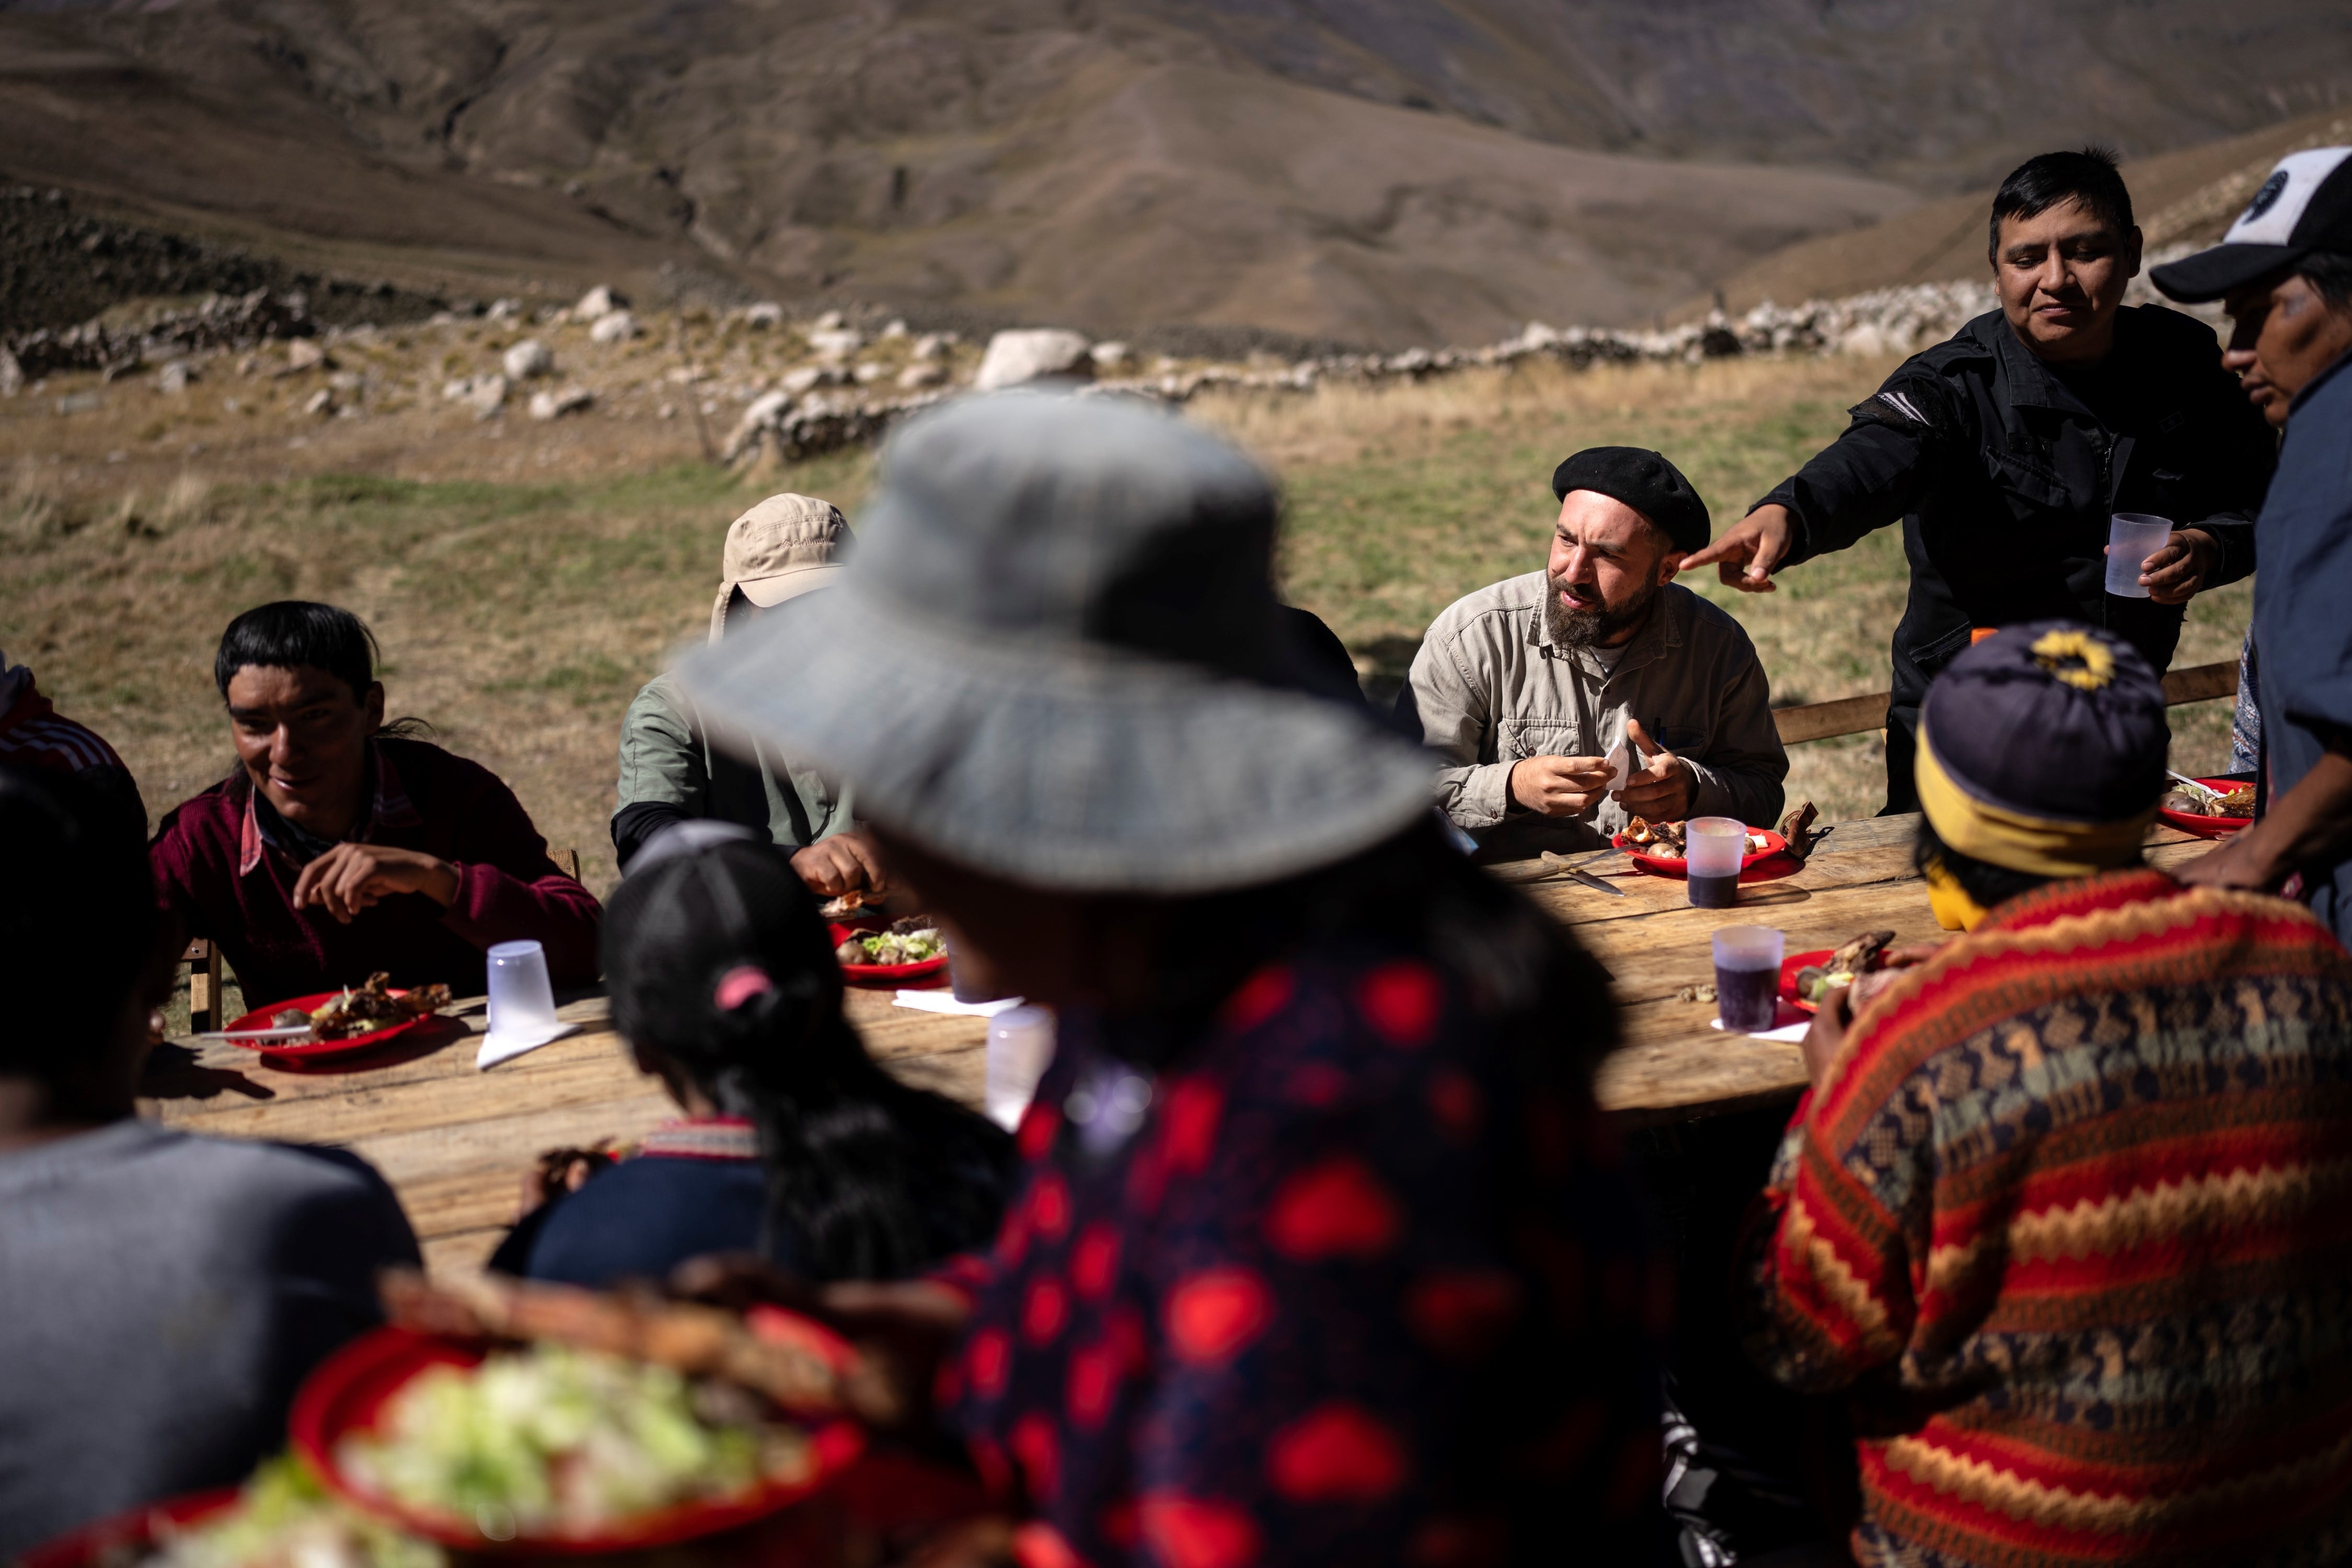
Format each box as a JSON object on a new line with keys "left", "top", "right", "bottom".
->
{"left": 4, "top": 344, "right": 2252, "bottom": 935}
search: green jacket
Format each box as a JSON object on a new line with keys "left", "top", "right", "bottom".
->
{"left": 611, "top": 673, "right": 854, "bottom": 868}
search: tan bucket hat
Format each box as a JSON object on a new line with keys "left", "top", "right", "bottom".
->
{"left": 709, "top": 493, "right": 851, "bottom": 642}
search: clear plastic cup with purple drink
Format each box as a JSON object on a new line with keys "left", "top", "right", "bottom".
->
{"left": 1713, "top": 926, "right": 1785, "bottom": 1034}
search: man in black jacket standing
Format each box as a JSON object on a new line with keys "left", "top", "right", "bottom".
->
{"left": 1685, "top": 148, "right": 2275, "bottom": 811}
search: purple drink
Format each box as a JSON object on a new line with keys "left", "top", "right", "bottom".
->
{"left": 1711, "top": 926, "right": 1786, "bottom": 1034}
{"left": 1689, "top": 870, "right": 1739, "bottom": 909}
{"left": 1714, "top": 962, "right": 1779, "bottom": 1032}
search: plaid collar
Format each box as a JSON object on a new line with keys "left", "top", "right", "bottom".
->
{"left": 238, "top": 740, "right": 424, "bottom": 876}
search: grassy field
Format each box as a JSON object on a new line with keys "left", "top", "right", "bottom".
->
{"left": 5, "top": 349, "right": 2250, "bottom": 944}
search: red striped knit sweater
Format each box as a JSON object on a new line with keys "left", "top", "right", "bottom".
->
{"left": 1737, "top": 870, "right": 2352, "bottom": 1568}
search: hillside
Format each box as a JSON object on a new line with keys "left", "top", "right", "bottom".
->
{"left": 1707, "top": 106, "right": 2352, "bottom": 316}
{"left": 3, "top": 0, "right": 2348, "bottom": 346}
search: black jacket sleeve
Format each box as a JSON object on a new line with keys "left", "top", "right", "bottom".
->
{"left": 1757, "top": 364, "right": 1976, "bottom": 569}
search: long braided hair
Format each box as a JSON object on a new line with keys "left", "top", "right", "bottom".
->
{"left": 603, "top": 837, "right": 1012, "bottom": 1281}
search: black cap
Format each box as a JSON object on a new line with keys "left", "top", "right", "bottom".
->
{"left": 2152, "top": 147, "right": 2352, "bottom": 304}
{"left": 1921, "top": 621, "right": 2167, "bottom": 824}
{"left": 1550, "top": 446, "right": 1710, "bottom": 554}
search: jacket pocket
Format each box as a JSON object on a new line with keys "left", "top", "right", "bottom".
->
{"left": 1984, "top": 446, "right": 2072, "bottom": 522}
{"left": 1499, "top": 718, "right": 1594, "bottom": 762}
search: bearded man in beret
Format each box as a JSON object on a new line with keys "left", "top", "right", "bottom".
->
{"left": 1399, "top": 446, "right": 1788, "bottom": 860}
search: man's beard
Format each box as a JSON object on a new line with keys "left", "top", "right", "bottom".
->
{"left": 1545, "top": 570, "right": 1659, "bottom": 649}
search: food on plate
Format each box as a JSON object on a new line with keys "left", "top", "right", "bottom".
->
{"left": 1789, "top": 929, "right": 1948, "bottom": 1007}
{"left": 2163, "top": 784, "right": 2255, "bottom": 818}
{"left": 1622, "top": 817, "right": 1770, "bottom": 859}
{"left": 816, "top": 891, "right": 871, "bottom": 920}
{"left": 306, "top": 974, "right": 451, "bottom": 1041}
{"left": 377, "top": 1271, "right": 864, "bottom": 1420}
{"left": 1623, "top": 815, "right": 1686, "bottom": 854}
{"left": 270, "top": 1009, "right": 313, "bottom": 1030}
{"left": 1778, "top": 800, "right": 1823, "bottom": 862}
{"left": 335, "top": 1343, "right": 817, "bottom": 1536}
{"left": 146, "top": 1455, "right": 443, "bottom": 1568}
{"left": 845, "top": 928, "right": 943, "bottom": 967}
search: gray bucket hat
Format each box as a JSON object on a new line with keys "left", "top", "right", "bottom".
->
{"left": 678, "top": 391, "right": 1433, "bottom": 894}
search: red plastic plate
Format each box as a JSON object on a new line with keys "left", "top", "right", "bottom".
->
{"left": 828, "top": 922, "right": 948, "bottom": 986}
{"left": 1778, "top": 948, "right": 1837, "bottom": 1015}
{"left": 17, "top": 1489, "right": 240, "bottom": 1568}
{"left": 2157, "top": 777, "right": 2252, "bottom": 840}
{"left": 290, "top": 1324, "right": 864, "bottom": 1554}
{"left": 224, "top": 990, "right": 430, "bottom": 1060}
{"left": 1612, "top": 827, "right": 1791, "bottom": 881}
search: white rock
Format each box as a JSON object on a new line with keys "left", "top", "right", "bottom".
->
{"left": 286, "top": 339, "right": 327, "bottom": 372}
{"left": 156, "top": 360, "right": 193, "bottom": 395}
{"left": 744, "top": 302, "right": 784, "bottom": 329}
{"left": 1088, "top": 340, "right": 1131, "bottom": 370}
{"left": 807, "top": 328, "right": 863, "bottom": 361}
{"left": 911, "top": 333, "right": 948, "bottom": 362}
{"left": 723, "top": 389, "right": 794, "bottom": 460}
{"left": 486, "top": 298, "right": 522, "bottom": 321}
{"left": 881, "top": 318, "right": 909, "bottom": 339}
{"left": 328, "top": 371, "right": 363, "bottom": 393}
{"left": 897, "top": 362, "right": 946, "bottom": 390}
{"left": 780, "top": 365, "right": 827, "bottom": 396}
{"left": 1, "top": 349, "right": 25, "bottom": 398}
{"left": 441, "top": 377, "right": 472, "bottom": 402}
{"left": 974, "top": 329, "right": 1093, "bottom": 391}
{"left": 813, "top": 309, "right": 846, "bottom": 331}
{"left": 302, "top": 388, "right": 335, "bottom": 417}
{"left": 589, "top": 310, "right": 639, "bottom": 345}
{"left": 574, "top": 285, "right": 626, "bottom": 321}
{"left": 658, "top": 402, "right": 678, "bottom": 420}
{"left": 854, "top": 361, "right": 886, "bottom": 384}
{"left": 528, "top": 386, "right": 593, "bottom": 420}
{"left": 503, "top": 339, "right": 554, "bottom": 380}
{"left": 466, "top": 374, "right": 509, "bottom": 417}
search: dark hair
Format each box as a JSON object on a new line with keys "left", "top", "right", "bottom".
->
{"left": 604, "top": 840, "right": 1012, "bottom": 1281}
{"left": 2299, "top": 251, "right": 2352, "bottom": 310}
{"left": 215, "top": 601, "right": 381, "bottom": 703}
{"left": 1912, "top": 815, "right": 2140, "bottom": 915}
{"left": 1990, "top": 147, "right": 2134, "bottom": 257}
{"left": 0, "top": 764, "right": 159, "bottom": 1076}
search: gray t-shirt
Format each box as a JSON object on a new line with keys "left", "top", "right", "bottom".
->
{"left": 0, "top": 1121, "right": 420, "bottom": 1555}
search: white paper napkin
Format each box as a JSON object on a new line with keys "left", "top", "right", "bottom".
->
{"left": 1605, "top": 740, "right": 1632, "bottom": 793}
{"left": 1709, "top": 1017, "right": 1811, "bottom": 1043}
{"left": 895, "top": 990, "right": 1028, "bottom": 1018}
{"left": 476, "top": 1019, "right": 582, "bottom": 1069}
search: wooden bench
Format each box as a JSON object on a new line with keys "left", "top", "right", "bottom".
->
{"left": 1771, "top": 658, "right": 2238, "bottom": 746}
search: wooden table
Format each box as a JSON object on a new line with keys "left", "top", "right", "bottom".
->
{"left": 140, "top": 813, "right": 2218, "bottom": 1274}
{"left": 1506, "top": 813, "right": 2211, "bottom": 1127}
{"left": 140, "top": 986, "right": 994, "bottom": 1276}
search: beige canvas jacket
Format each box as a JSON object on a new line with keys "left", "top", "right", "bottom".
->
{"left": 1399, "top": 574, "right": 1788, "bottom": 858}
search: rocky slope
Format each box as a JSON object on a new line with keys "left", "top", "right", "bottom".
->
{"left": 3, "top": 0, "right": 2347, "bottom": 347}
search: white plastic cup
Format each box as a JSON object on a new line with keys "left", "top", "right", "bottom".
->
{"left": 985, "top": 1005, "right": 1055, "bottom": 1131}
{"left": 486, "top": 940, "right": 559, "bottom": 1037}
{"left": 1711, "top": 926, "right": 1786, "bottom": 1034}
{"left": 1685, "top": 817, "right": 1747, "bottom": 879}
{"left": 2105, "top": 513, "right": 2174, "bottom": 598}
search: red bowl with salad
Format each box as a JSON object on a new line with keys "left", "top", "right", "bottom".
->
{"left": 292, "top": 1322, "right": 865, "bottom": 1553}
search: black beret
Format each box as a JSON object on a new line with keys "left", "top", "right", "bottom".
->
{"left": 1922, "top": 621, "right": 2168, "bottom": 824}
{"left": 1550, "top": 446, "right": 1710, "bottom": 554}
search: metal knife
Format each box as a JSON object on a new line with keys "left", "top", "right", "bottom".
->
{"left": 1566, "top": 867, "right": 1627, "bottom": 897}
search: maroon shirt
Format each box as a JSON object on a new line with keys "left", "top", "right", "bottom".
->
{"left": 149, "top": 737, "right": 601, "bottom": 1007}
